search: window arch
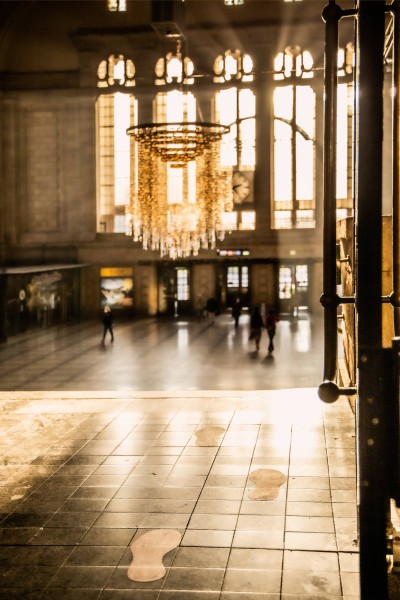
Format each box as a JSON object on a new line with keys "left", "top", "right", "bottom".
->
{"left": 96, "top": 55, "right": 137, "bottom": 233}
{"left": 155, "top": 40, "right": 194, "bottom": 86}
{"left": 97, "top": 54, "right": 135, "bottom": 88}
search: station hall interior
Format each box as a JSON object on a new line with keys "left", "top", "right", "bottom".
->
{"left": 0, "top": 0, "right": 400, "bottom": 599}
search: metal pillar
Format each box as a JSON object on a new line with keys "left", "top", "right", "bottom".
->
{"left": 356, "top": 1, "right": 388, "bottom": 597}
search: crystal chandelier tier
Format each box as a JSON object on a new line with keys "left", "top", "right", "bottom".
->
{"left": 126, "top": 121, "right": 233, "bottom": 259}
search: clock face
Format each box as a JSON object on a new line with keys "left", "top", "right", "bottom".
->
{"left": 232, "top": 171, "right": 251, "bottom": 204}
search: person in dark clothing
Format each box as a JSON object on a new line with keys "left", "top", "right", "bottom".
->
{"left": 205, "top": 297, "right": 219, "bottom": 324}
{"left": 231, "top": 297, "right": 242, "bottom": 329}
{"left": 249, "top": 305, "right": 264, "bottom": 351}
{"left": 102, "top": 306, "right": 114, "bottom": 343}
{"left": 266, "top": 309, "right": 279, "bottom": 354}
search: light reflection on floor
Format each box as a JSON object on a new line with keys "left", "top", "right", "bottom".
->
{"left": 0, "top": 313, "right": 324, "bottom": 392}
{"left": 0, "top": 389, "right": 360, "bottom": 599}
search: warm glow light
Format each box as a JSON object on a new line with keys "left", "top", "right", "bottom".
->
{"left": 126, "top": 121, "right": 233, "bottom": 259}
{"left": 107, "top": 0, "right": 126, "bottom": 11}
{"left": 114, "top": 93, "right": 130, "bottom": 206}
{"left": 336, "top": 84, "right": 349, "bottom": 199}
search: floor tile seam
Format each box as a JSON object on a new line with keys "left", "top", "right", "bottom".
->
{"left": 40, "top": 554, "right": 118, "bottom": 596}
{"left": 187, "top": 412, "right": 239, "bottom": 537}
{"left": 0, "top": 388, "right": 319, "bottom": 401}
{"left": 0, "top": 332, "right": 102, "bottom": 386}
{"left": 278, "top": 422, "right": 295, "bottom": 596}
{"left": 185, "top": 411, "right": 249, "bottom": 593}
{"left": 18, "top": 419, "right": 127, "bottom": 514}
{"left": 323, "top": 408, "right": 349, "bottom": 599}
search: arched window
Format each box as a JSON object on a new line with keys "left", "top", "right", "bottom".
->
{"left": 96, "top": 55, "right": 137, "bottom": 233}
{"left": 272, "top": 47, "right": 315, "bottom": 229}
{"left": 97, "top": 54, "right": 135, "bottom": 88}
{"left": 213, "top": 50, "right": 255, "bottom": 231}
{"left": 155, "top": 40, "right": 194, "bottom": 86}
{"left": 154, "top": 43, "right": 197, "bottom": 210}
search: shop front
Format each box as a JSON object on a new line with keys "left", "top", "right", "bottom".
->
{"left": 0, "top": 265, "right": 86, "bottom": 342}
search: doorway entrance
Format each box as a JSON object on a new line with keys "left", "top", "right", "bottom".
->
{"left": 278, "top": 264, "right": 309, "bottom": 315}
{"left": 225, "top": 265, "right": 250, "bottom": 310}
{"left": 158, "top": 265, "right": 190, "bottom": 317}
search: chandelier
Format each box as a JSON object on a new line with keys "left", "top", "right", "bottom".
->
{"left": 126, "top": 121, "right": 233, "bottom": 259}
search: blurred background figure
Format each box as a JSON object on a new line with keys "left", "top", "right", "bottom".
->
{"left": 266, "top": 309, "right": 279, "bottom": 355}
{"left": 231, "top": 297, "right": 242, "bottom": 329}
{"left": 102, "top": 306, "right": 114, "bottom": 343}
{"left": 205, "top": 297, "right": 219, "bottom": 324}
{"left": 249, "top": 305, "right": 264, "bottom": 352}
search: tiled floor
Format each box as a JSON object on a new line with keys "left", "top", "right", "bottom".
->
{"left": 0, "top": 314, "right": 361, "bottom": 599}
{"left": 0, "top": 389, "right": 359, "bottom": 600}
{"left": 0, "top": 313, "right": 324, "bottom": 392}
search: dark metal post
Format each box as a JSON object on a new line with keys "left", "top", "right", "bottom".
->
{"left": 319, "top": 0, "right": 341, "bottom": 397}
{"left": 319, "top": 2, "right": 357, "bottom": 404}
{"left": 392, "top": 1, "right": 400, "bottom": 335}
{"left": 356, "top": 1, "right": 388, "bottom": 597}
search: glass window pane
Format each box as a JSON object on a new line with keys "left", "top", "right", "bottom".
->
{"left": 166, "top": 89, "right": 196, "bottom": 121}
{"left": 273, "top": 84, "right": 315, "bottom": 230}
{"left": 167, "top": 165, "right": 183, "bottom": 204}
{"left": 296, "top": 210, "right": 315, "bottom": 228}
{"left": 296, "top": 265, "right": 308, "bottom": 288}
{"left": 274, "top": 211, "right": 292, "bottom": 229}
{"left": 97, "top": 93, "right": 136, "bottom": 232}
{"left": 221, "top": 211, "right": 238, "bottom": 230}
{"left": 177, "top": 269, "right": 189, "bottom": 301}
{"left": 296, "top": 133, "right": 313, "bottom": 200}
{"left": 114, "top": 215, "right": 126, "bottom": 233}
{"left": 274, "top": 122, "right": 292, "bottom": 201}
{"left": 241, "top": 266, "right": 249, "bottom": 288}
{"left": 114, "top": 93, "right": 131, "bottom": 205}
{"left": 336, "top": 83, "right": 350, "bottom": 199}
{"left": 296, "top": 86, "right": 314, "bottom": 136}
{"left": 274, "top": 86, "right": 293, "bottom": 120}
{"left": 239, "top": 211, "right": 255, "bottom": 230}
{"left": 279, "top": 267, "right": 293, "bottom": 298}
{"left": 227, "top": 267, "right": 240, "bottom": 288}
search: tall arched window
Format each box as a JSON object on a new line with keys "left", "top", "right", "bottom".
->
{"left": 96, "top": 54, "right": 137, "bottom": 233}
{"left": 273, "top": 47, "right": 315, "bottom": 229}
{"left": 213, "top": 50, "right": 256, "bottom": 231}
{"left": 154, "top": 42, "right": 197, "bottom": 209}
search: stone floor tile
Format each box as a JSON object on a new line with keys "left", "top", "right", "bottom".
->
{"left": 0, "top": 322, "right": 361, "bottom": 600}
{"left": 222, "top": 568, "right": 281, "bottom": 593}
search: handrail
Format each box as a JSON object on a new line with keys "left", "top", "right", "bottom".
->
{"left": 318, "top": 1, "right": 357, "bottom": 403}
{"left": 320, "top": 0, "right": 340, "bottom": 386}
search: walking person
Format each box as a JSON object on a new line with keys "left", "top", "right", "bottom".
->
{"left": 231, "top": 297, "right": 242, "bottom": 329}
{"left": 249, "top": 305, "right": 264, "bottom": 352}
{"left": 102, "top": 305, "right": 114, "bottom": 343}
{"left": 266, "top": 309, "right": 279, "bottom": 355}
{"left": 205, "top": 297, "right": 219, "bottom": 324}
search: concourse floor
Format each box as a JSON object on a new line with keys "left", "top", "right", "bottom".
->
{"left": 0, "top": 390, "right": 358, "bottom": 600}
{"left": 0, "top": 314, "right": 362, "bottom": 599}
{"left": 0, "top": 313, "right": 324, "bottom": 392}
